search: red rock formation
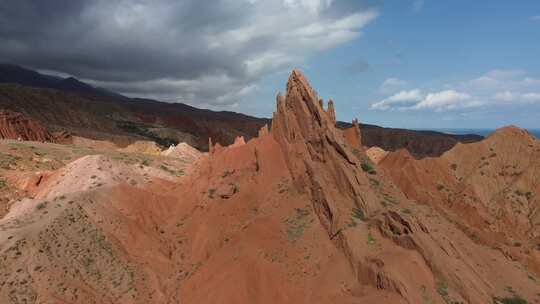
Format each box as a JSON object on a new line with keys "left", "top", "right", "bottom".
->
{"left": 379, "top": 125, "right": 540, "bottom": 275}
{"left": 271, "top": 69, "right": 379, "bottom": 234}
{"left": 230, "top": 136, "right": 246, "bottom": 148}
{"left": 326, "top": 99, "right": 336, "bottom": 126}
{"left": 258, "top": 124, "right": 269, "bottom": 137}
{"left": 343, "top": 118, "right": 363, "bottom": 151}
{"left": 0, "top": 109, "right": 59, "bottom": 142}
{"left": 0, "top": 71, "right": 538, "bottom": 304}
{"left": 209, "top": 135, "right": 244, "bottom": 155}
{"left": 270, "top": 70, "right": 539, "bottom": 303}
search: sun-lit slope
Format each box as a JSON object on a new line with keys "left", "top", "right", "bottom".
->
{"left": 366, "top": 146, "right": 389, "bottom": 164}
{"left": 0, "top": 182, "right": 181, "bottom": 303}
{"left": 161, "top": 143, "right": 202, "bottom": 162}
{"left": 0, "top": 142, "right": 199, "bottom": 303}
{"left": 173, "top": 134, "right": 404, "bottom": 303}
{"left": 379, "top": 126, "right": 540, "bottom": 274}
{"left": 0, "top": 139, "right": 198, "bottom": 219}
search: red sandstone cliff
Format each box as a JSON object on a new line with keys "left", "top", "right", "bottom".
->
{"left": 0, "top": 109, "right": 62, "bottom": 142}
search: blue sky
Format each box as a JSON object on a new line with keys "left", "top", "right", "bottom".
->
{"left": 245, "top": 0, "right": 540, "bottom": 129}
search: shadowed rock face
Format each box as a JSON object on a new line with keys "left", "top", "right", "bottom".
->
{"left": 0, "top": 109, "right": 61, "bottom": 142}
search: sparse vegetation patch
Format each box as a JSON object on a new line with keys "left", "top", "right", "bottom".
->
{"left": 361, "top": 161, "right": 376, "bottom": 175}
{"left": 285, "top": 208, "right": 311, "bottom": 243}
{"left": 493, "top": 295, "right": 528, "bottom": 304}
{"left": 351, "top": 207, "right": 366, "bottom": 221}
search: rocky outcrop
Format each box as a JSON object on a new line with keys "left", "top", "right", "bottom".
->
{"left": 365, "top": 146, "right": 389, "bottom": 164}
{"left": 326, "top": 99, "right": 336, "bottom": 125}
{"left": 161, "top": 142, "right": 202, "bottom": 162}
{"left": 230, "top": 136, "right": 246, "bottom": 148}
{"left": 272, "top": 69, "right": 379, "bottom": 236}
{"left": 208, "top": 135, "right": 245, "bottom": 155}
{"left": 343, "top": 118, "right": 363, "bottom": 151}
{"left": 270, "top": 70, "right": 539, "bottom": 303}
{"left": 0, "top": 109, "right": 60, "bottom": 142}
{"left": 270, "top": 71, "right": 439, "bottom": 302}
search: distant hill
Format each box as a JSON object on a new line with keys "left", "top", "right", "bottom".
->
{"left": 0, "top": 63, "right": 123, "bottom": 99}
{"left": 338, "top": 121, "right": 483, "bottom": 158}
{"left": 0, "top": 64, "right": 482, "bottom": 154}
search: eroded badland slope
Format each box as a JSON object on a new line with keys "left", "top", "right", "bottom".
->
{"left": 379, "top": 126, "right": 540, "bottom": 277}
{"left": 0, "top": 71, "right": 537, "bottom": 304}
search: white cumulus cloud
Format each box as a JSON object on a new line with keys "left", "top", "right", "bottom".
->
{"left": 412, "top": 90, "right": 475, "bottom": 111}
{"left": 372, "top": 69, "right": 540, "bottom": 112}
{"left": 371, "top": 89, "right": 423, "bottom": 110}
{"left": 372, "top": 89, "right": 476, "bottom": 111}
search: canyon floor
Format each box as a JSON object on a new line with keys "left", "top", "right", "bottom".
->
{"left": 0, "top": 70, "right": 538, "bottom": 304}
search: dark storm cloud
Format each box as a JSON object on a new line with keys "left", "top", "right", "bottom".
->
{"left": 345, "top": 59, "right": 370, "bottom": 74}
{"left": 0, "top": 0, "right": 380, "bottom": 106}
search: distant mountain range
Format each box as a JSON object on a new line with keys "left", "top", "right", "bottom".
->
{"left": 0, "top": 63, "right": 483, "bottom": 156}
{"left": 0, "top": 63, "right": 127, "bottom": 99}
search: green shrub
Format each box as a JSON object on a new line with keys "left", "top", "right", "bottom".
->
{"left": 351, "top": 207, "right": 366, "bottom": 221}
{"left": 36, "top": 202, "right": 48, "bottom": 210}
{"left": 436, "top": 281, "right": 449, "bottom": 297}
{"left": 361, "top": 162, "right": 376, "bottom": 175}
{"left": 208, "top": 188, "right": 216, "bottom": 199}
{"left": 367, "top": 233, "right": 376, "bottom": 245}
{"left": 286, "top": 208, "right": 310, "bottom": 243}
{"left": 493, "top": 295, "right": 528, "bottom": 304}
{"left": 222, "top": 170, "right": 235, "bottom": 178}
{"left": 369, "top": 178, "right": 380, "bottom": 187}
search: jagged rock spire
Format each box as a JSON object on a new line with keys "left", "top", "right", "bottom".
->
{"left": 271, "top": 69, "right": 378, "bottom": 236}
{"left": 326, "top": 99, "right": 336, "bottom": 126}
{"left": 343, "top": 118, "right": 362, "bottom": 150}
